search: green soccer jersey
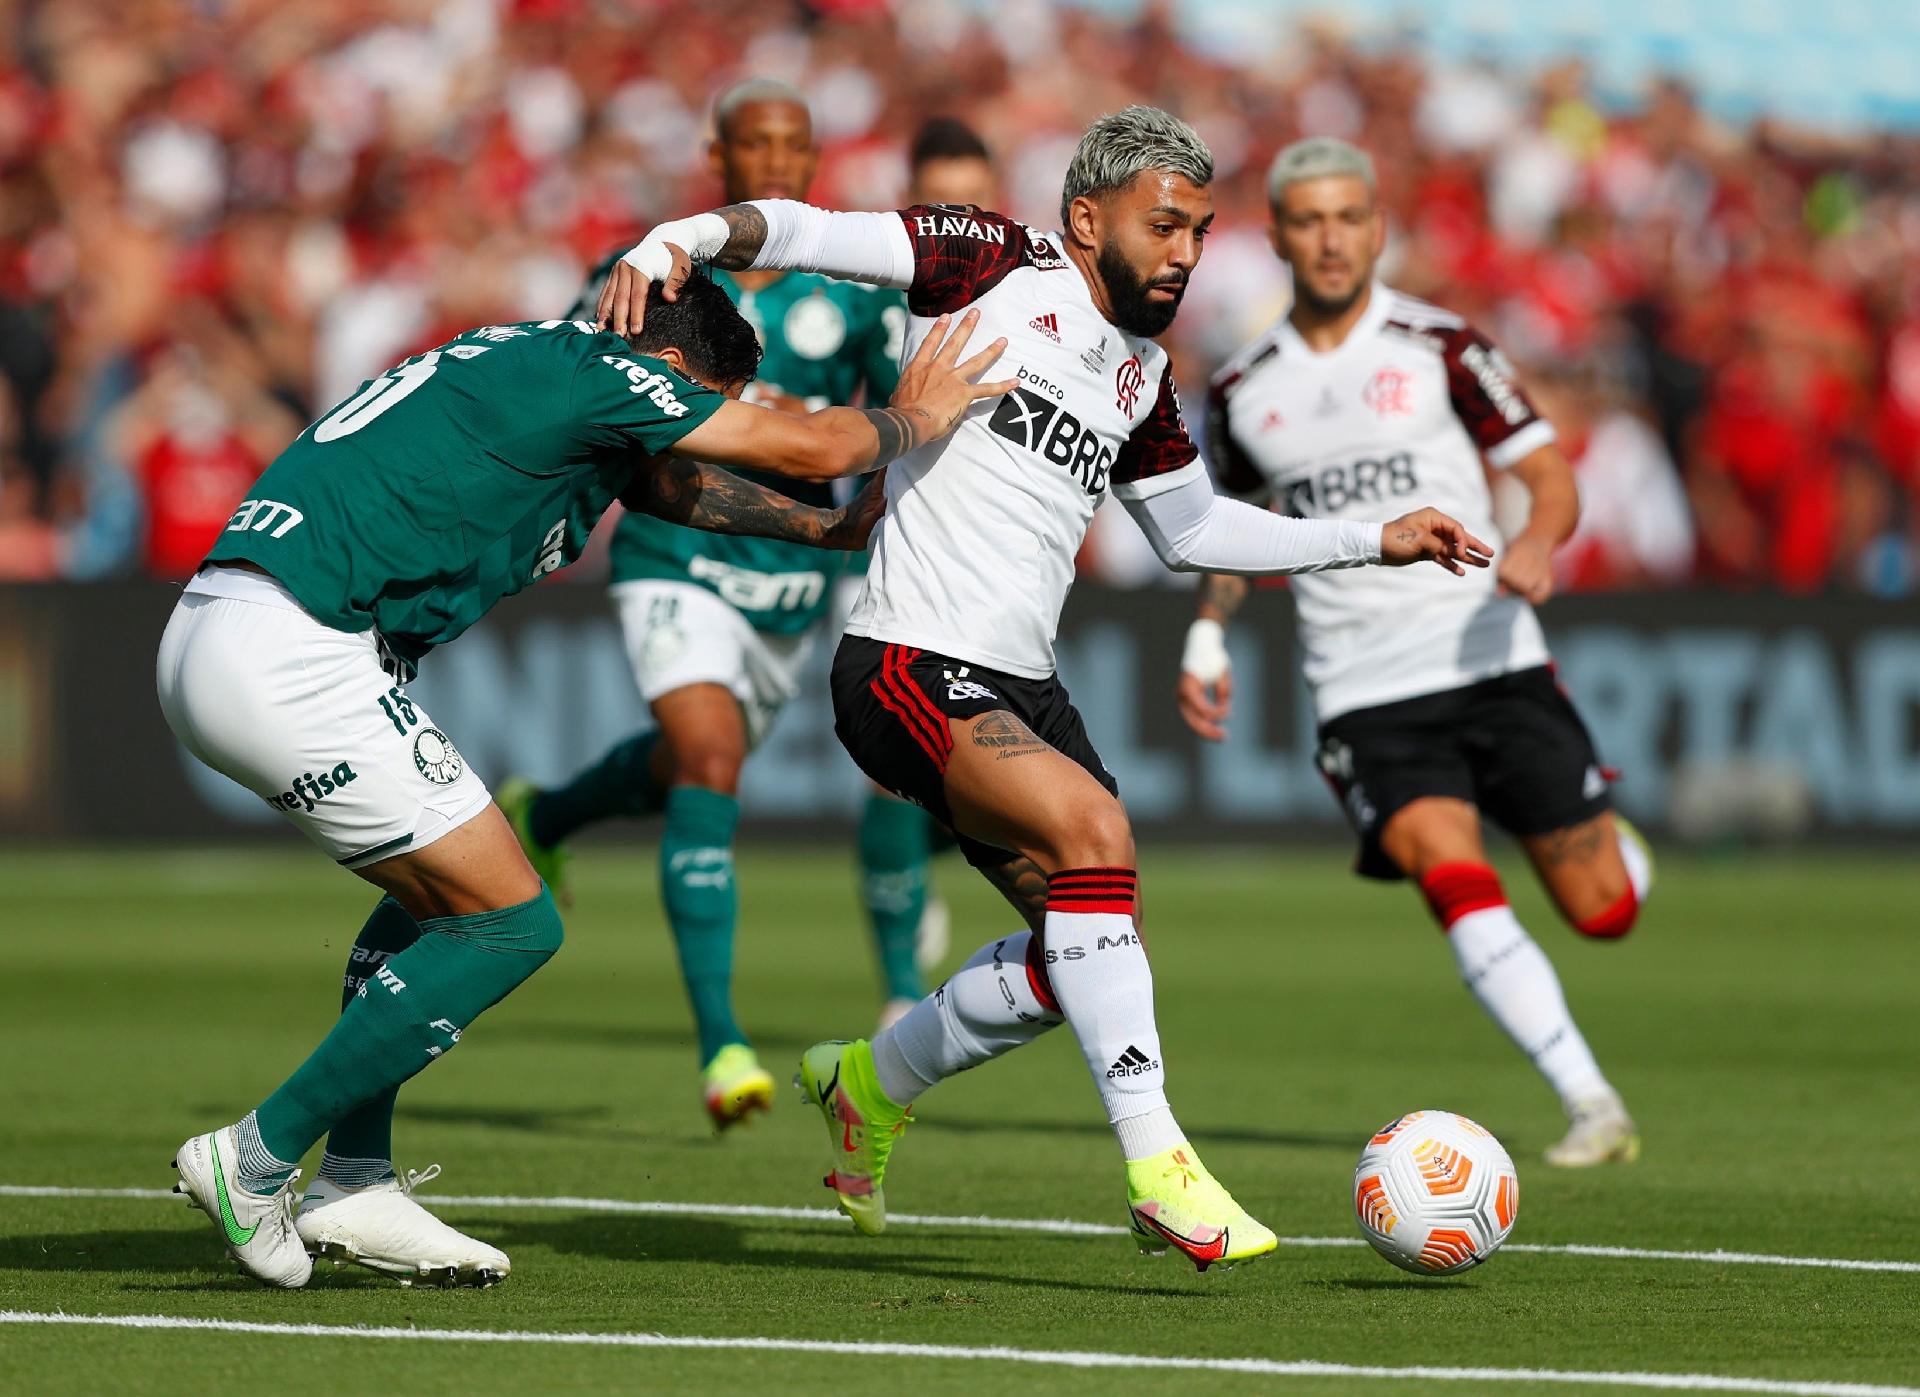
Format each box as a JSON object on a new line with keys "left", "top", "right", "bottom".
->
{"left": 581, "top": 262, "right": 903, "bottom": 634}
{"left": 206, "top": 319, "right": 725, "bottom": 667}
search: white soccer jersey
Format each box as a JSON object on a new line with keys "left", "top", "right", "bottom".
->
{"left": 1208, "top": 285, "right": 1558, "bottom": 721}
{"left": 844, "top": 206, "right": 1201, "bottom": 678}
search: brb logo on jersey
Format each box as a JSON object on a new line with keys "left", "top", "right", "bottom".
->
{"left": 989, "top": 388, "right": 1113, "bottom": 496}
{"left": 1115, "top": 356, "right": 1144, "bottom": 414}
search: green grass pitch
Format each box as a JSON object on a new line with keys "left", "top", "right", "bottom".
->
{"left": 3, "top": 844, "right": 1915, "bottom": 1395}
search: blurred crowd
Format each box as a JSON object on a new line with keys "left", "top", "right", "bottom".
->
{"left": 4, "top": 0, "right": 1919, "bottom": 593}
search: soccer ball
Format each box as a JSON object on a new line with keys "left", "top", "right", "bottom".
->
{"left": 1353, "top": 1110, "right": 1518, "bottom": 1276}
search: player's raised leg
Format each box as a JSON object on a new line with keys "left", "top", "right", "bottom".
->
{"left": 499, "top": 731, "right": 670, "bottom": 902}
{"left": 937, "top": 711, "right": 1276, "bottom": 1270}
{"left": 1518, "top": 811, "right": 1650, "bottom": 1164}
{"left": 1382, "top": 798, "right": 1636, "bottom": 1166}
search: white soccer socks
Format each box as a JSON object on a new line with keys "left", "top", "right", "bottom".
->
{"left": 868, "top": 867, "right": 1185, "bottom": 1163}
{"left": 1041, "top": 867, "right": 1184, "bottom": 1161}
{"left": 1421, "top": 863, "right": 1611, "bottom": 1108}
{"left": 870, "top": 930, "right": 1062, "bottom": 1103}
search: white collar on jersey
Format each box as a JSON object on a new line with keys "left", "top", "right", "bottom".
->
{"left": 1277, "top": 279, "right": 1392, "bottom": 362}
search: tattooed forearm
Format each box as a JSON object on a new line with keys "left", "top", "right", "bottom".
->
{"left": 631, "top": 459, "right": 836, "bottom": 545}
{"left": 709, "top": 204, "right": 771, "bottom": 270}
{"left": 859, "top": 406, "right": 933, "bottom": 469}
{"left": 1196, "top": 572, "right": 1251, "bottom": 624}
{"left": 970, "top": 710, "right": 1048, "bottom": 760}
{"left": 982, "top": 855, "right": 1050, "bottom": 935}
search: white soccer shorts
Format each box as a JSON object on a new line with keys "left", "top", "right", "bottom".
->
{"left": 156, "top": 566, "right": 493, "bottom": 868}
{"left": 611, "top": 580, "right": 813, "bottom": 749}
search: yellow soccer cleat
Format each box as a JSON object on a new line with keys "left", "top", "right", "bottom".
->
{"left": 793, "top": 1039, "right": 912, "bottom": 1236}
{"left": 1126, "top": 1144, "right": 1278, "bottom": 1273}
{"left": 703, "top": 1044, "right": 776, "bottom": 1133}
{"left": 497, "top": 777, "right": 572, "bottom": 907}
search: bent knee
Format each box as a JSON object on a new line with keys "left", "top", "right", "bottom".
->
{"left": 1570, "top": 885, "right": 1639, "bottom": 940}
{"left": 1053, "top": 800, "right": 1134, "bottom": 870}
{"left": 666, "top": 745, "right": 745, "bottom": 794}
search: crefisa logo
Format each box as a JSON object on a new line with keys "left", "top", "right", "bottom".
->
{"left": 267, "top": 762, "right": 359, "bottom": 813}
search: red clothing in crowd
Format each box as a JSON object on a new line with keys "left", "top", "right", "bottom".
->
{"left": 136, "top": 431, "right": 262, "bottom": 578}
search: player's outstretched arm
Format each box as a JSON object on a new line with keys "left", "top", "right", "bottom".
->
{"left": 624, "top": 461, "right": 886, "bottom": 552}
{"left": 1379, "top": 507, "right": 1497, "bottom": 574}
{"left": 666, "top": 310, "right": 1011, "bottom": 481}
{"left": 599, "top": 200, "right": 918, "bottom": 337}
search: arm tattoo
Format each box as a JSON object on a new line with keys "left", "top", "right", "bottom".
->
{"left": 632, "top": 458, "right": 836, "bottom": 546}
{"left": 982, "top": 856, "right": 1049, "bottom": 935}
{"left": 1196, "top": 572, "right": 1251, "bottom": 624}
{"left": 859, "top": 407, "right": 927, "bottom": 469}
{"left": 710, "top": 204, "right": 771, "bottom": 270}
{"left": 970, "top": 710, "right": 1048, "bottom": 761}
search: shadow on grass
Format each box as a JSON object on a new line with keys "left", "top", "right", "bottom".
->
{"left": 914, "top": 1116, "right": 1358, "bottom": 1152}
{"left": 0, "top": 1219, "right": 1207, "bottom": 1301}
{"left": 482, "top": 1213, "right": 1211, "bottom": 1300}
{"left": 485, "top": 1020, "right": 816, "bottom": 1056}
{"left": 1304, "top": 1277, "right": 1473, "bottom": 1292}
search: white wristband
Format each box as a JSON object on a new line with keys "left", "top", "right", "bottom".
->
{"left": 620, "top": 212, "right": 732, "bottom": 281}
{"left": 1181, "top": 618, "right": 1230, "bottom": 683}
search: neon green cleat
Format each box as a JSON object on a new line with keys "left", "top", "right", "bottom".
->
{"left": 1126, "top": 1143, "right": 1278, "bottom": 1273}
{"left": 703, "top": 1044, "right": 776, "bottom": 1133}
{"left": 498, "top": 777, "right": 571, "bottom": 906}
{"left": 793, "top": 1039, "right": 911, "bottom": 1235}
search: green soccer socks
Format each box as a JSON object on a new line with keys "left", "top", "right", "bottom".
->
{"left": 859, "top": 793, "right": 931, "bottom": 1003}
{"left": 249, "top": 887, "right": 564, "bottom": 1166}
{"left": 660, "top": 785, "right": 746, "bottom": 1065}
{"left": 316, "top": 896, "right": 423, "bottom": 1185}
{"left": 529, "top": 731, "right": 666, "bottom": 847}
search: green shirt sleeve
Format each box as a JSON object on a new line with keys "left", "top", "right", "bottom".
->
{"left": 572, "top": 349, "right": 727, "bottom": 455}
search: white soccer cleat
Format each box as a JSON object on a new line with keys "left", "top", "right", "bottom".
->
{"left": 172, "top": 1127, "right": 312, "bottom": 1289}
{"left": 1545, "top": 1093, "right": 1641, "bottom": 1167}
{"left": 296, "top": 1164, "right": 509, "bottom": 1288}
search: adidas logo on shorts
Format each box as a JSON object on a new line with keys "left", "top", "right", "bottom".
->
{"left": 1029, "top": 312, "right": 1062, "bottom": 343}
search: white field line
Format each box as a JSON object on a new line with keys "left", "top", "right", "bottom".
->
{"left": 1, "top": 1312, "right": 1914, "bottom": 1396}
{"left": 3, "top": 1184, "right": 1917, "bottom": 1276}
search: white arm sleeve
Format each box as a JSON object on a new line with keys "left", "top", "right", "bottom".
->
{"left": 619, "top": 200, "right": 917, "bottom": 289}
{"left": 744, "top": 199, "right": 916, "bottom": 288}
{"left": 1117, "top": 461, "right": 1383, "bottom": 575}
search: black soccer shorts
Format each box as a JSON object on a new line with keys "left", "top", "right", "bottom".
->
{"left": 830, "top": 635, "right": 1117, "bottom": 869}
{"left": 1314, "top": 665, "right": 1613, "bottom": 881}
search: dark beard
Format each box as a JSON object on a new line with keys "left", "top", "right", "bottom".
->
{"left": 1097, "top": 240, "right": 1185, "bottom": 338}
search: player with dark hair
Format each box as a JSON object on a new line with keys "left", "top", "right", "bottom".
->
{"left": 1178, "top": 137, "right": 1649, "bottom": 1167}
{"left": 598, "top": 106, "right": 1492, "bottom": 1270}
{"left": 503, "top": 80, "right": 956, "bottom": 1124}
{"left": 156, "top": 280, "right": 1006, "bottom": 1290}
{"left": 908, "top": 117, "right": 999, "bottom": 208}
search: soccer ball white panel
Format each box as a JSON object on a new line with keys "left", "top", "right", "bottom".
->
{"left": 1353, "top": 1110, "right": 1518, "bottom": 1276}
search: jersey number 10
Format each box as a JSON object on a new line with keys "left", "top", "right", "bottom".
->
{"left": 314, "top": 351, "right": 443, "bottom": 443}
